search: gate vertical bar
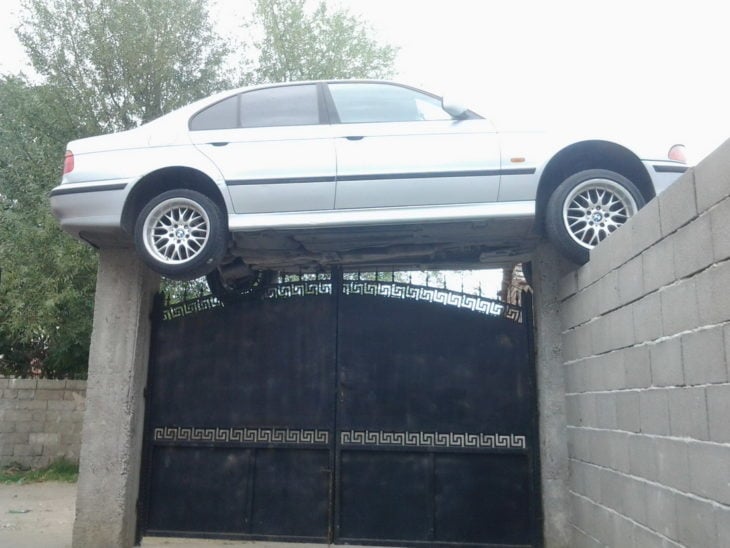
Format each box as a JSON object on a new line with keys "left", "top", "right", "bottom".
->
{"left": 331, "top": 266, "right": 343, "bottom": 543}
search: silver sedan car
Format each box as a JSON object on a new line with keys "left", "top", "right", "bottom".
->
{"left": 51, "top": 80, "right": 686, "bottom": 292}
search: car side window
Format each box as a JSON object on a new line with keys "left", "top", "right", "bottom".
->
{"left": 240, "top": 85, "right": 319, "bottom": 128}
{"left": 189, "top": 85, "right": 320, "bottom": 130}
{"left": 189, "top": 95, "right": 239, "bottom": 130}
{"left": 328, "top": 83, "right": 453, "bottom": 124}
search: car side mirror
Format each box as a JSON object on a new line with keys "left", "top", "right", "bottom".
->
{"left": 442, "top": 97, "right": 469, "bottom": 119}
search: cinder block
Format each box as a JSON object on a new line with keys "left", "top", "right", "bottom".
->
{"left": 15, "top": 400, "right": 48, "bottom": 410}
{"left": 668, "top": 386, "right": 709, "bottom": 440}
{"left": 707, "top": 384, "right": 730, "bottom": 443}
{"left": 16, "top": 389, "right": 35, "bottom": 400}
{"left": 47, "top": 400, "right": 78, "bottom": 411}
{"left": 633, "top": 292, "right": 663, "bottom": 344}
{"left": 615, "top": 391, "right": 641, "bottom": 433}
{"left": 696, "top": 261, "right": 730, "bottom": 326}
{"left": 655, "top": 438, "right": 690, "bottom": 492}
{"left": 617, "top": 255, "right": 644, "bottom": 306}
{"left": 644, "top": 484, "right": 679, "bottom": 542}
{"left": 559, "top": 271, "right": 578, "bottom": 301}
{"left": 599, "top": 352, "right": 627, "bottom": 391}
{"left": 710, "top": 195, "right": 730, "bottom": 261}
{"left": 688, "top": 441, "right": 730, "bottom": 504}
{"left": 630, "top": 199, "right": 663, "bottom": 254}
{"left": 649, "top": 337, "right": 684, "bottom": 387}
{"left": 658, "top": 169, "right": 698, "bottom": 236}
{"left": 64, "top": 390, "right": 86, "bottom": 403}
{"left": 625, "top": 345, "right": 652, "bottom": 389}
{"left": 675, "top": 493, "right": 719, "bottom": 548}
{"left": 607, "top": 431, "right": 630, "bottom": 473}
{"left": 64, "top": 380, "right": 87, "bottom": 390}
{"left": 594, "top": 393, "right": 617, "bottom": 430}
{"left": 0, "top": 422, "right": 15, "bottom": 434}
{"left": 565, "top": 361, "right": 587, "bottom": 394}
{"left": 596, "top": 271, "right": 620, "bottom": 317}
{"left": 8, "top": 379, "right": 37, "bottom": 390}
{"left": 660, "top": 278, "right": 700, "bottom": 337}
{"left": 36, "top": 379, "right": 66, "bottom": 390}
{"left": 631, "top": 525, "right": 668, "bottom": 548}
{"left": 568, "top": 427, "right": 593, "bottom": 463}
{"left": 628, "top": 434, "right": 658, "bottom": 481}
{"left": 694, "top": 137, "right": 730, "bottom": 212}
{"left": 642, "top": 237, "right": 676, "bottom": 294}
{"left": 682, "top": 325, "right": 727, "bottom": 385}
{"left": 640, "top": 389, "right": 670, "bottom": 435}
{"left": 2, "top": 389, "right": 18, "bottom": 400}
{"left": 29, "top": 433, "right": 60, "bottom": 446}
{"left": 622, "top": 474, "right": 648, "bottom": 526}
{"left": 563, "top": 324, "right": 593, "bottom": 363}
{"left": 0, "top": 379, "right": 8, "bottom": 388}
{"left": 716, "top": 506, "right": 730, "bottom": 547}
{"left": 610, "top": 513, "right": 636, "bottom": 547}
{"left": 34, "top": 389, "right": 64, "bottom": 401}
{"left": 13, "top": 444, "right": 42, "bottom": 456}
{"left": 672, "top": 213, "right": 714, "bottom": 279}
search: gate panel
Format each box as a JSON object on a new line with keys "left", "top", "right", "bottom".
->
{"left": 142, "top": 293, "right": 336, "bottom": 541}
{"left": 335, "top": 290, "right": 539, "bottom": 546}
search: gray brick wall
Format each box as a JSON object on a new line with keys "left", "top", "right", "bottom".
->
{"left": 560, "top": 138, "right": 730, "bottom": 547}
{"left": 0, "top": 378, "right": 86, "bottom": 468}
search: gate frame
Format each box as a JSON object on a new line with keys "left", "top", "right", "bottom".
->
{"left": 72, "top": 243, "right": 572, "bottom": 548}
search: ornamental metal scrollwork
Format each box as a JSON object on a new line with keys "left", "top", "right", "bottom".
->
{"left": 340, "top": 430, "right": 527, "bottom": 450}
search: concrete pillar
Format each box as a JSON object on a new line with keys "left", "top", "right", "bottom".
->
{"left": 531, "top": 241, "right": 573, "bottom": 547}
{"left": 73, "top": 249, "right": 159, "bottom": 548}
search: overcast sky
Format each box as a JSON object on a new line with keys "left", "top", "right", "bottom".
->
{"left": 2, "top": 0, "right": 729, "bottom": 163}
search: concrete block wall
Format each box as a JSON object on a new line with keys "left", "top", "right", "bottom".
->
{"left": 0, "top": 378, "right": 86, "bottom": 468}
{"left": 559, "top": 139, "right": 730, "bottom": 547}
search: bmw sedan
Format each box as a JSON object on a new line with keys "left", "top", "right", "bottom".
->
{"left": 50, "top": 80, "right": 687, "bottom": 294}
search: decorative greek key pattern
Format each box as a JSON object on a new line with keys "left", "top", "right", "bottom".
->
{"left": 161, "top": 279, "right": 522, "bottom": 324}
{"left": 264, "top": 280, "right": 333, "bottom": 299}
{"left": 153, "top": 426, "right": 329, "bottom": 446}
{"left": 343, "top": 281, "right": 522, "bottom": 324}
{"left": 341, "top": 430, "right": 527, "bottom": 450}
{"left": 163, "top": 295, "right": 221, "bottom": 320}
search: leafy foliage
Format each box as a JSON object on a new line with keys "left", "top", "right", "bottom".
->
{"left": 17, "top": 0, "right": 230, "bottom": 131}
{"left": 0, "top": 0, "right": 396, "bottom": 378}
{"left": 249, "top": 0, "right": 397, "bottom": 83}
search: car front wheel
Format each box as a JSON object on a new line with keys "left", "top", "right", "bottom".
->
{"left": 134, "top": 189, "right": 227, "bottom": 281}
{"left": 545, "top": 169, "right": 645, "bottom": 264}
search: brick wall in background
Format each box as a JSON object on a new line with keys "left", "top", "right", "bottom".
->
{"left": 559, "top": 139, "right": 730, "bottom": 547}
{"left": 0, "top": 378, "right": 86, "bottom": 468}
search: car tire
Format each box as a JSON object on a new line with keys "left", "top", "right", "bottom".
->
{"left": 134, "top": 189, "right": 227, "bottom": 281}
{"left": 206, "top": 267, "right": 274, "bottom": 305}
{"left": 545, "top": 169, "right": 645, "bottom": 264}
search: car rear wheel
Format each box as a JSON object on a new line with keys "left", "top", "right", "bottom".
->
{"left": 134, "top": 189, "right": 227, "bottom": 281}
{"left": 545, "top": 169, "right": 645, "bottom": 264}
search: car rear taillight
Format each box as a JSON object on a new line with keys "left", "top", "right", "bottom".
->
{"left": 62, "top": 150, "right": 74, "bottom": 174}
{"left": 668, "top": 144, "right": 687, "bottom": 164}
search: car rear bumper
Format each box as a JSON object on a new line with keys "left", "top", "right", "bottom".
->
{"left": 49, "top": 180, "right": 130, "bottom": 238}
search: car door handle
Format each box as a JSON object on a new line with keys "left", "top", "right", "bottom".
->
{"left": 344, "top": 136, "right": 364, "bottom": 141}
{"left": 208, "top": 141, "right": 229, "bottom": 147}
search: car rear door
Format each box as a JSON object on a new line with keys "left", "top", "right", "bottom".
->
{"left": 326, "top": 82, "right": 501, "bottom": 210}
{"left": 189, "top": 84, "right": 336, "bottom": 214}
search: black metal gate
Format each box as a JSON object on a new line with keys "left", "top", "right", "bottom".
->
{"left": 139, "top": 273, "right": 541, "bottom": 547}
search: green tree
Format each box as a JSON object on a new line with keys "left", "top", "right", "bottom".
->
{"left": 1, "top": 0, "right": 231, "bottom": 377}
{"left": 1, "top": 0, "right": 397, "bottom": 378}
{"left": 249, "top": 0, "right": 397, "bottom": 83}
{"left": 17, "top": 0, "right": 230, "bottom": 132}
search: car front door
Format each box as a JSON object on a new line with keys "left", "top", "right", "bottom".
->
{"left": 189, "top": 84, "right": 336, "bottom": 214}
{"left": 326, "top": 82, "right": 501, "bottom": 210}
